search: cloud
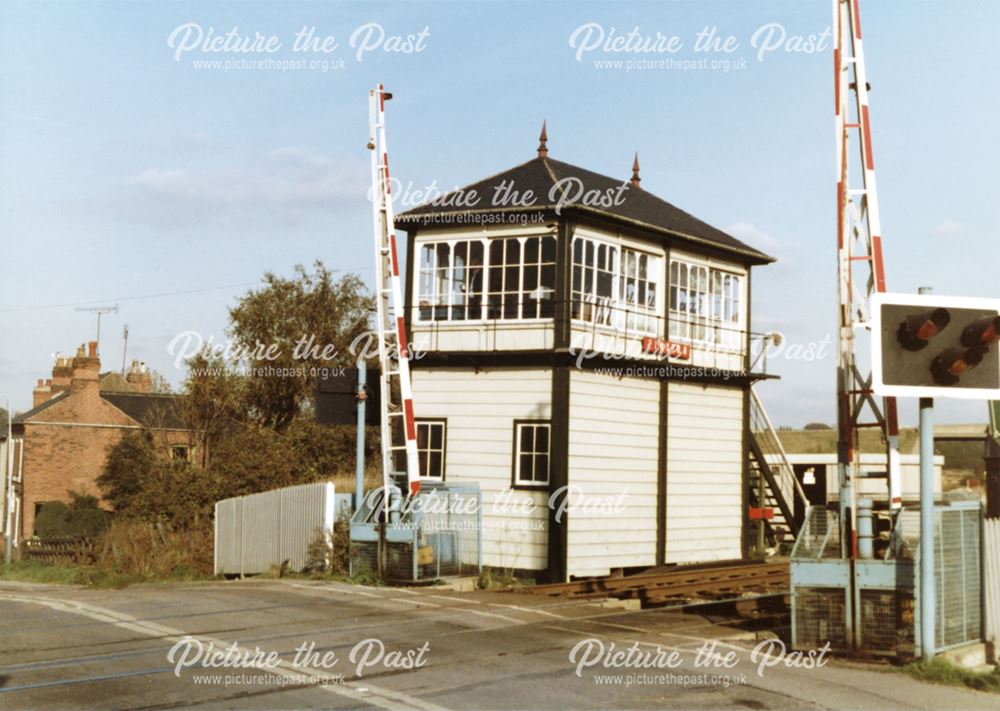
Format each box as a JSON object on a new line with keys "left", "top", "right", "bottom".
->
{"left": 127, "top": 146, "right": 368, "bottom": 214}
{"left": 928, "top": 220, "right": 963, "bottom": 238}
{"left": 724, "top": 222, "right": 782, "bottom": 252}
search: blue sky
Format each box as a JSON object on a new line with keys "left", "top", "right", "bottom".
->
{"left": 1, "top": 0, "right": 998, "bottom": 428}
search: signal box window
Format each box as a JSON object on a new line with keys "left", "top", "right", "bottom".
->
{"left": 512, "top": 420, "right": 550, "bottom": 487}
{"left": 416, "top": 420, "right": 446, "bottom": 480}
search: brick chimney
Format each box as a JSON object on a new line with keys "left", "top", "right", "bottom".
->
{"left": 70, "top": 341, "right": 101, "bottom": 398}
{"left": 50, "top": 356, "right": 73, "bottom": 396}
{"left": 32, "top": 378, "right": 51, "bottom": 408}
{"left": 126, "top": 359, "right": 152, "bottom": 393}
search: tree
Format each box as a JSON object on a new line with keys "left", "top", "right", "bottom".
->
{"left": 182, "top": 350, "right": 247, "bottom": 461}
{"left": 97, "top": 431, "right": 157, "bottom": 514}
{"left": 150, "top": 371, "right": 173, "bottom": 394}
{"left": 227, "top": 261, "right": 373, "bottom": 431}
{"left": 803, "top": 422, "right": 834, "bottom": 431}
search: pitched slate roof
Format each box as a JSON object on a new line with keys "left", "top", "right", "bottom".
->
{"left": 12, "top": 392, "right": 68, "bottom": 424}
{"left": 100, "top": 393, "right": 187, "bottom": 429}
{"left": 396, "top": 155, "right": 774, "bottom": 264}
{"left": 13, "top": 391, "right": 187, "bottom": 429}
{"left": 99, "top": 372, "right": 135, "bottom": 393}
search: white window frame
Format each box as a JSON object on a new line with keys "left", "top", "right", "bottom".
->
{"left": 415, "top": 419, "right": 446, "bottom": 480}
{"left": 669, "top": 259, "right": 744, "bottom": 351}
{"left": 512, "top": 420, "right": 550, "bottom": 487}
{"left": 571, "top": 234, "right": 661, "bottom": 336}
{"left": 414, "top": 235, "right": 556, "bottom": 324}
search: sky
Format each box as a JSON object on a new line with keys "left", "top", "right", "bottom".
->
{"left": 1, "top": 0, "right": 998, "bottom": 428}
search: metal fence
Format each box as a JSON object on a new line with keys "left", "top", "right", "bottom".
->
{"left": 214, "top": 482, "right": 351, "bottom": 576}
{"left": 900, "top": 502, "right": 982, "bottom": 653}
{"left": 791, "top": 506, "right": 852, "bottom": 652}
{"left": 792, "top": 503, "right": 982, "bottom": 658}
{"left": 984, "top": 518, "right": 1000, "bottom": 657}
{"left": 350, "top": 483, "right": 482, "bottom": 582}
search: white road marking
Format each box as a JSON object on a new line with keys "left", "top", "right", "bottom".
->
{"left": 486, "top": 603, "right": 565, "bottom": 619}
{"left": 5, "top": 593, "right": 448, "bottom": 711}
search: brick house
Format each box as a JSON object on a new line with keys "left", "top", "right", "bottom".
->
{"left": 9, "top": 341, "right": 197, "bottom": 540}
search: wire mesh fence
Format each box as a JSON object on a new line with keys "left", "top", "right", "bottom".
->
{"left": 349, "top": 483, "right": 481, "bottom": 583}
{"left": 791, "top": 506, "right": 841, "bottom": 561}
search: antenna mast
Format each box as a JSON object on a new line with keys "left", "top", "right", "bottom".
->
{"left": 74, "top": 305, "right": 118, "bottom": 350}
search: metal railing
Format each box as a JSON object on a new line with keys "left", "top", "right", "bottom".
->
{"left": 750, "top": 386, "right": 809, "bottom": 520}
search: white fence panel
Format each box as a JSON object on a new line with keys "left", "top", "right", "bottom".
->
{"left": 214, "top": 482, "right": 346, "bottom": 576}
{"left": 985, "top": 518, "right": 1000, "bottom": 652}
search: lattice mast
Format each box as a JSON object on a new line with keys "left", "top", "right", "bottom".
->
{"left": 834, "top": 0, "right": 902, "bottom": 557}
{"left": 368, "top": 84, "right": 421, "bottom": 497}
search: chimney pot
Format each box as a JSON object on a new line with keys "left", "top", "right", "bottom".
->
{"left": 88, "top": 341, "right": 98, "bottom": 358}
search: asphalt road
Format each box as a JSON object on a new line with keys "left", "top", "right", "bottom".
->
{"left": 0, "top": 578, "right": 996, "bottom": 710}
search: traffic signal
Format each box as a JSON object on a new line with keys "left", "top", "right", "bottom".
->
{"left": 872, "top": 293, "right": 1000, "bottom": 400}
{"left": 315, "top": 366, "right": 381, "bottom": 426}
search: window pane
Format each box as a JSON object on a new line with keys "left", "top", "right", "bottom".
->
{"left": 417, "top": 424, "right": 428, "bottom": 450}
{"left": 505, "top": 239, "right": 520, "bottom": 262}
{"left": 541, "top": 264, "right": 555, "bottom": 289}
{"left": 503, "top": 295, "right": 519, "bottom": 319}
{"left": 535, "top": 425, "right": 549, "bottom": 453}
{"left": 519, "top": 425, "right": 534, "bottom": 453}
{"left": 429, "top": 452, "right": 442, "bottom": 479}
{"left": 430, "top": 424, "right": 443, "bottom": 449}
{"left": 504, "top": 265, "right": 520, "bottom": 291}
{"left": 534, "top": 454, "right": 549, "bottom": 482}
{"left": 519, "top": 454, "right": 534, "bottom": 481}
{"left": 524, "top": 237, "right": 539, "bottom": 263}
{"left": 524, "top": 264, "right": 539, "bottom": 292}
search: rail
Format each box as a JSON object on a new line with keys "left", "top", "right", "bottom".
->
{"left": 514, "top": 561, "right": 789, "bottom": 605}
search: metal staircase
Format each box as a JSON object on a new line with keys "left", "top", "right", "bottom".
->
{"left": 749, "top": 387, "right": 809, "bottom": 548}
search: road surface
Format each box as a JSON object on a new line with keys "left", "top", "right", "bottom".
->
{"left": 1, "top": 578, "right": 995, "bottom": 710}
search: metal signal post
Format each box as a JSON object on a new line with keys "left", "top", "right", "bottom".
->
{"left": 834, "top": 0, "right": 903, "bottom": 566}
{"left": 368, "top": 84, "right": 422, "bottom": 500}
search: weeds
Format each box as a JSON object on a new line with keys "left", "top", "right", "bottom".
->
{"left": 477, "top": 567, "right": 533, "bottom": 590}
{"left": 901, "top": 658, "right": 1000, "bottom": 693}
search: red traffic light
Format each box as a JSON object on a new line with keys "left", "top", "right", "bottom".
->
{"left": 931, "top": 346, "right": 986, "bottom": 385}
{"left": 961, "top": 315, "right": 1000, "bottom": 347}
{"left": 898, "top": 308, "right": 951, "bottom": 351}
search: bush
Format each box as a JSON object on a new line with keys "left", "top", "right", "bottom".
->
{"left": 33, "top": 492, "right": 110, "bottom": 539}
{"left": 803, "top": 422, "right": 833, "bottom": 431}
{"left": 304, "top": 514, "right": 351, "bottom": 576}
{"left": 90, "top": 519, "right": 214, "bottom": 579}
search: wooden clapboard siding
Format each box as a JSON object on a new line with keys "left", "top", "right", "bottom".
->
{"left": 566, "top": 371, "right": 659, "bottom": 577}
{"left": 411, "top": 368, "right": 551, "bottom": 571}
{"left": 412, "top": 323, "right": 555, "bottom": 352}
{"left": 666, "top": 383, "right": 744, "bottom": 563}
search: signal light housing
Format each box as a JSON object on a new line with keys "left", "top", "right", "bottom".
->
{"left": 872, "top": 293, "right": 1000, "bottom": 400}
{"left": 930, "top": 347, "right": 986, "bottom": 385}
{"left": 961, "top": 315, "right": 1000, "bottom": 347}
{"left": 898, "top": 307, "right": 951, "bottom": 351}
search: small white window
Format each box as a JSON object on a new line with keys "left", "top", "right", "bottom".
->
{"left": 416, "top": 420, "right": 446, "bottom": 480}
{"left": 513, "top": 421, "right": 550, "bottom": 487}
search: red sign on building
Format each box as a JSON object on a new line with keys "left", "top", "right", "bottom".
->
{"left": 641, "top": 336, "right": 692, "bottom": 360}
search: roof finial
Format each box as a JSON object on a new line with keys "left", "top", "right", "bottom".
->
{"left": 630, "top": 151, "right": 641, "bottom": 188}
{"left": 537, "top": 120, "right": 548, "bottom": 158}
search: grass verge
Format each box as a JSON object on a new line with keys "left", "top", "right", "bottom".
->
{"left": 0, "top": 559, "right": 205, "bottom": 589}
{"left": 901, "top": 657, "right": 1000, "bottom": 693}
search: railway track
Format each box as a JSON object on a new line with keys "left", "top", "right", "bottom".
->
{"left": 513, "top": 560, "right": 789, "bottom": 607}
